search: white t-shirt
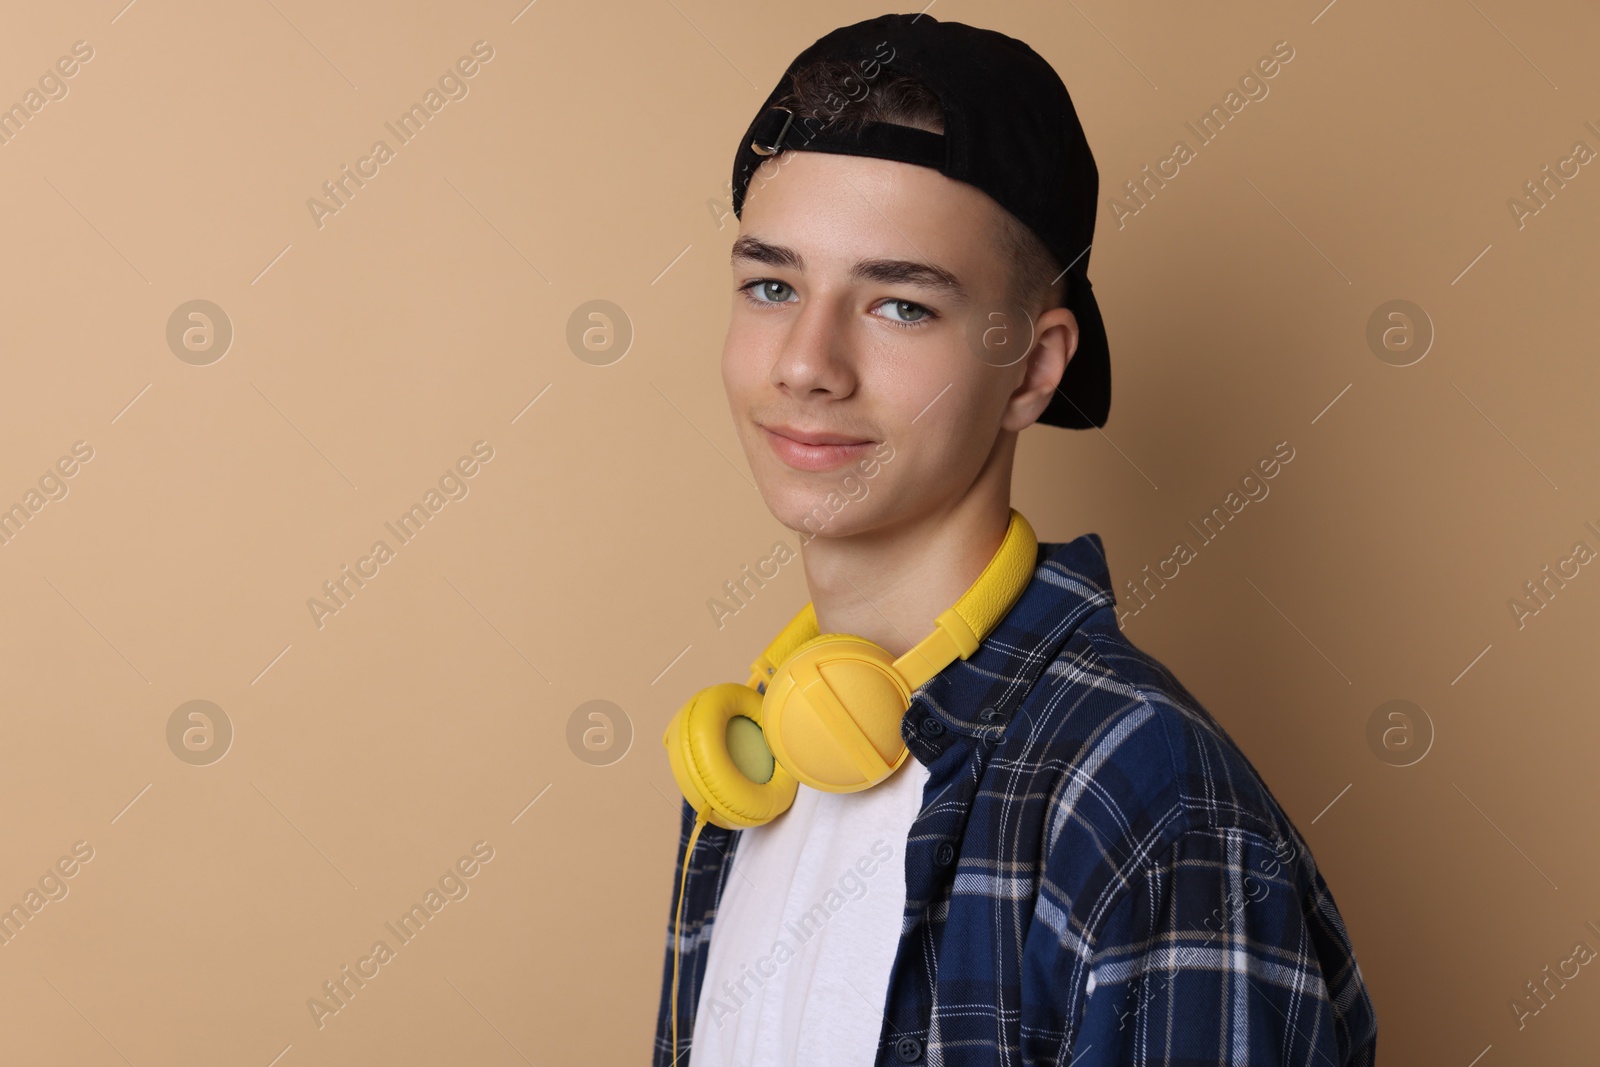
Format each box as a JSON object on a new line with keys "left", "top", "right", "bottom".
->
{"left": 690, "top": 756, "right": 931, "bottom": 1066}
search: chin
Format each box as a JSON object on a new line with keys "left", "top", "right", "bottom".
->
{"left": 753, "top": 478, "right": 824, "bottom": 530}
{"left": 753, "top": 474, "right": 888, "bottom": 545}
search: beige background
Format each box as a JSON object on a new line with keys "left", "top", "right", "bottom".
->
{"left": 0, "top": 0, "right": 1595, "bottom": 1063}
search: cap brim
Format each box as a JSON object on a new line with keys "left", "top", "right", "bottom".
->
{"left": 1037, "top": 279, "right": 1110, "bottom": 429}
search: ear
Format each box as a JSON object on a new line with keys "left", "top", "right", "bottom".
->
{"left": 1000, "top": 306, "right": 1079, "bottom": 432}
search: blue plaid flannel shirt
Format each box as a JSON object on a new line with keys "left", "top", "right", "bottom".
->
{"left": 655, "top": 532, "right": 1378, "bottom": 1065}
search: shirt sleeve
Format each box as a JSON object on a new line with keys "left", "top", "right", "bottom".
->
{"left": 1067, "top": 825, "right": 1378, "bottom": 1066}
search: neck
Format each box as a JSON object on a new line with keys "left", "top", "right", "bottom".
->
{"left": 799, "top": 435, "right": 1017, "bottom": 658}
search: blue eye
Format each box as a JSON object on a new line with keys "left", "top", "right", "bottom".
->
{"left": 877, "top": 299, "right": 932, "bottom": 324}
{"left": 744, "top": 280, "right": 796, "bottom": 304}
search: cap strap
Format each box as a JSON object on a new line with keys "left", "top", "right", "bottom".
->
{"left": 750, "top": 106, "right": 945, "bottom": 170}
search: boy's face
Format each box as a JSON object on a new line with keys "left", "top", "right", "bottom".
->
{"left": 722, "top": 150, "right": 1068, "bottom": 540}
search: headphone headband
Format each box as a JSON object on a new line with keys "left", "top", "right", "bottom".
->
{"left": 747, "top": 509, "right": 1038, "bottom": 691}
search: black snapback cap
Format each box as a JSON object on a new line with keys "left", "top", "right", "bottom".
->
{"left": 729, "top": 13, "right": 1109, "bottom": 430}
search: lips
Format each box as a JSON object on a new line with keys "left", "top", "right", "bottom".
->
{"left": 763, "top": 424, "right": 872, "bottom": 447}
{"left": 760, "top": 423, "right": 875, "bottom": 473}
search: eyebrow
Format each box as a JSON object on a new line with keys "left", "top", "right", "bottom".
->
{"left": 731, "top": 235, "right": 967, "bottom": 298}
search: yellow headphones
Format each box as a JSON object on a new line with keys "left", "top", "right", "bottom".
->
{"left": 663, "top": 507, "right": 1040, "bottom": 830}
{"left": 661, "top": 508, "right": 1038, "bottom": 1056}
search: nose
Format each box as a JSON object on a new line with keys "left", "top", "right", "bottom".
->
{"left": 770, "top": 292, "right": 857, "bottom": 403}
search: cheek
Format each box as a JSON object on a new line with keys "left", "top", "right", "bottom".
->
{"left": 720, "top": 330, "right": 755, "bottom": 395}
{"left": 871, "top": 340, "right": 990, "bottom": 428}
{"left": 854, "top": 342, "right": 930, "bottom": 416}
{"left": 721, "top": 316, "right": 771, "bottom": 387}
{"left": 897, "top": 365, "right": 1003, "bottom": 455}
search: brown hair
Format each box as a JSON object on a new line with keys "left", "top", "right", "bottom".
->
{"left": 774, "top": 59, "right": 1066, "bottom": 313}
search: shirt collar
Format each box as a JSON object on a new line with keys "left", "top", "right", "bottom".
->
{"left": 901, "top": 533, "right": 1118, "bottom": 764}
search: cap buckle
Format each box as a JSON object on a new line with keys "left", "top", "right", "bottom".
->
{"left": 750, "top": 107, "right": 795, "bottom": 157}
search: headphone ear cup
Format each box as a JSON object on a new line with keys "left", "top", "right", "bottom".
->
{"left": 662, "top": 682, "right": 798, "bottom": 830}
{"left": 764, "top": 634, "right": 911, "bottom": 793}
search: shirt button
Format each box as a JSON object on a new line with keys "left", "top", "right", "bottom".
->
{"left": 894, "top": 1035, "right": 923, "bottom": 1062}
{"left": 935, "top": 841, "right": 956, "bottom": 866}
{"left": 919, "top": 715, "right": 945, "bottom": 738}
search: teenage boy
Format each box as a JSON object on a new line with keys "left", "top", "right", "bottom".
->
{"left": 656, "top": 14, "right": 1377, "bottom": 1066}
